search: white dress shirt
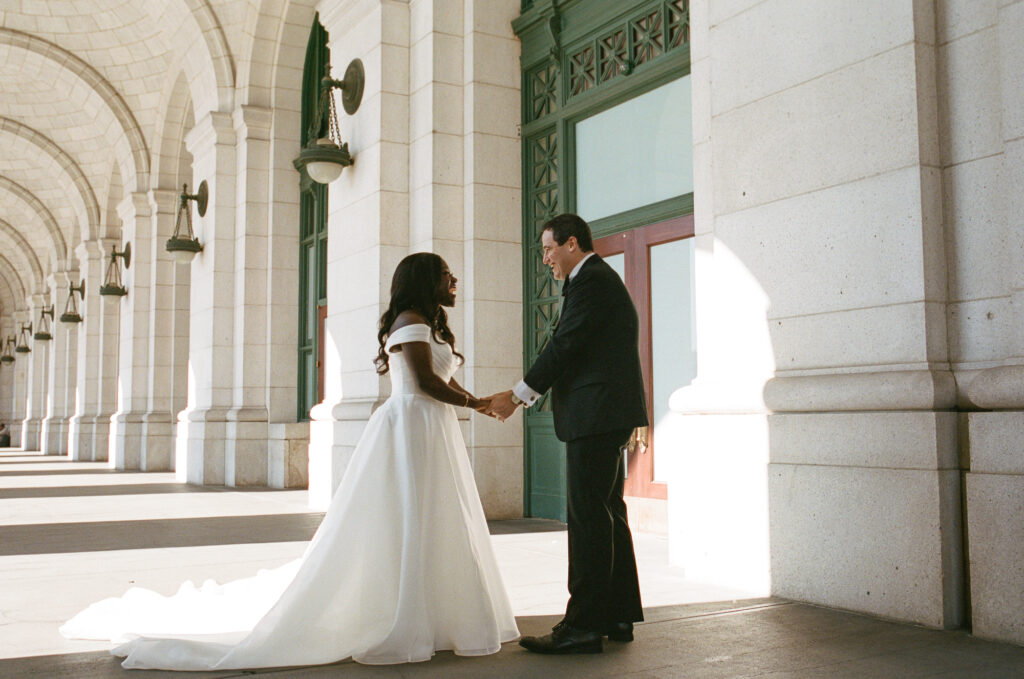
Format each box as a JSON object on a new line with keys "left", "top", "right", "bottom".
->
{"left": 513, "top": 252, "right": 597, "bottom": 407}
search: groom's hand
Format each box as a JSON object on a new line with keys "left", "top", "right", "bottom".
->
{"left": 487, "top": 390, "right": 519, "bottom": 421}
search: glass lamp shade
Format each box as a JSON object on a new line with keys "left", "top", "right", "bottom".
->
{"left": 294, "top": 138, "right": 352, "bottom": 184}
{"left": 172, "top": 247, "right": 198, "bottom": 264}
{"left": 166, "top": 237, "right": 202, "bottom": 263}
{"left": 307, "top": 159, "right": 344, "bottom": 184}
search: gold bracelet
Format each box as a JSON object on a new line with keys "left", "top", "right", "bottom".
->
{"left": 463, "top": 393, "right": 470, "bottom": 408}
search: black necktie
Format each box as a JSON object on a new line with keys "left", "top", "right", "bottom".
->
{"left": 561, "top": 277, "right": 571, "bottom": 297}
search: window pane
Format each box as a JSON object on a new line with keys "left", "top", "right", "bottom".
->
{"left": 604, "top": 253, "right": 625, "bottom": 282}
{"left": 576, "top": 77, "right": 692, "bottom": 222}
{"left": 650, "top": 237, "right": 696, "bottom": 481}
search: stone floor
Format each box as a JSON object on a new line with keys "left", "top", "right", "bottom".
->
{"left": 2, "top": 449, "right": 1023, "bottom": 678}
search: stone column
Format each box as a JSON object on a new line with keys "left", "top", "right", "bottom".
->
{"left": 959, "top": 1, "right": 1024, "bottom": 647}
{"left": 175, "top": 111, "right": 237, "bottom": 485}
{"left": 9, "top": 309, "right": 30, "bottom": 445}
{"left": 68, "top": 239, "right": 117, "bottom": 461}
{"left": 40, "top": 271, "right": 78, "bottom": 456}
{"left": 20, "top": 294, "right": 49, "bottom": 450}
{"left": 222, "top": 105, "right": 273, "bottom": 487}
{"left": 307, "top": 2, "right": 411, "bottom": 509}
{"left": 674, "top": 0, "right": 961, "bottom": 629}
{"left": 459, "top": 0, "right": 524, "bottom": 518}
{"left": 0, "top": 325, "right": 13, "bottom": 436}
{"left": 138, "top": 188, "right": 184, "bottom": 471}
{"left": 109, "top": 193, "right": 156, "bottom": 469}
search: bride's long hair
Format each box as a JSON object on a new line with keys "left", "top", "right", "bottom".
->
{"left": 374, "top": 252, "right": 464, "bottom": 375}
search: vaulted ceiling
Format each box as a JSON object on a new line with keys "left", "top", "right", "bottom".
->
{"left": 0, "top": 0, "right": 315, "bottom": 322}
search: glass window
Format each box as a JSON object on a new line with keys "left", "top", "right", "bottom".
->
{"left": 650, "top": 237, "right": 696, "bottom": 480}
{"left": 575, "top": 76, "right": 693, "bottom": 222}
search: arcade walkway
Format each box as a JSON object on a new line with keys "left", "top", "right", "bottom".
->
{"left": 1, "top": 449, "right": 1022, "bottom": 678}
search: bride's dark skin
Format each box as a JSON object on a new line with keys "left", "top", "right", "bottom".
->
{"left": 389, "top": 260, "right": 492, "bottom": 412}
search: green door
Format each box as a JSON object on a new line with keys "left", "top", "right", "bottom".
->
{"left": 515, "top": 0, "right": 692, "bottom": 520}
{"left": 297, "top": 16, "right": 330, "bottom": 420}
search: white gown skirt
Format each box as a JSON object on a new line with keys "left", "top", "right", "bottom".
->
{"left": 60, "top": 394, "right": 519, "bottom": 670}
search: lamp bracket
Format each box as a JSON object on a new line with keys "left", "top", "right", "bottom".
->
{"left": 181, "top": 181, "right": 209, "bottom": 218}
{"left": 323, "top": 58, "right": 365, "bottom": 115}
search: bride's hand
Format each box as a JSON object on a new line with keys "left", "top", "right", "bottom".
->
{"left": 473, "top": 397, "right": 494, "bottom": 416}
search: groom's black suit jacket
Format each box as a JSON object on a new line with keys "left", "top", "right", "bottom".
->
{"left": 524, "top": 254, "right": 649, "bottom": 443}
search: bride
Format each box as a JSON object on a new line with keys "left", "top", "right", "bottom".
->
{"left": 61, "top": 252, "right": 520, "bottom": 670}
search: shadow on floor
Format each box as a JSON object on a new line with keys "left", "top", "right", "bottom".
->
{"left": 0, "top": 468, "right": 120, "bottom": 477}
{"left": 0, "top": 516, "right": 572, "bottom": 557}
{"left": 0, "top": 514, "right": 327, "bottom": 556}
{"left": 0, "top": 483, "right": 223, "bottom": 500}
{"left": 5, "top": 600, "right": 1024, "bottom": 678}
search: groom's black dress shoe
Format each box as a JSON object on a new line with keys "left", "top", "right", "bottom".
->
{"left": 519, "top": 623, "right": 603, "bottom": 654}
{"left": 604, "top": 622, "right": 634, "bottom": 642}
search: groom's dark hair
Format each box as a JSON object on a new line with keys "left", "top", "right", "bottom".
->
{"left": 543, "top": 213, "right": 594, "bottom": 252}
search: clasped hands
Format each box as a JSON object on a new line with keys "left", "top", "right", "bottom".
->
{"left": 473, "top": 390, "right": 520, "bottom": 422}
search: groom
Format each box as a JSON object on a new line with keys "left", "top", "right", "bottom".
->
{"left": 487, "top": 213, "right": 647, "bottom": 654}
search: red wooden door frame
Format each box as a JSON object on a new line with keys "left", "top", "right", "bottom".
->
{"left": 593, "top": 214, "right": 694, "bottom": 499}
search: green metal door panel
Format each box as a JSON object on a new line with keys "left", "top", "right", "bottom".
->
{"left": 297, "top": 16, "right": 330, "bottom": 421}
{"left": 527, "top": 419, "right": 566, "bottom": 522}
{"left": 515, "top": 0, "right": 691, "bottom": 519}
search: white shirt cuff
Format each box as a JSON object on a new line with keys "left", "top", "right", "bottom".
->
{"left": 513, "top": 380, "right": 542, "bottom": 407}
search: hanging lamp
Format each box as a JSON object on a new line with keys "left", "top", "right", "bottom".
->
{"left": 59, "top": 280, "right": 85, "bottom": 323}
{"left": 98, "top": 242, "right": 131, "bottom": 302}
{"left": 166, "top": 182, "right": 207, "bottom": 263}
{"left": 292, "top": 59, "right": 364, "bottom": 183}
{"left": 34, "top": 305, "right": 53, "bottom": 340}
{"left": 15, "top": 323, "right": 31, "bottom": 353}
{"left": 0, "top": 337, "right": 14, "bottom": 364}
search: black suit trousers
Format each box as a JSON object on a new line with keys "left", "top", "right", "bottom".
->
{"left": 563, "top": 428, "right": 644, "bottom": 631}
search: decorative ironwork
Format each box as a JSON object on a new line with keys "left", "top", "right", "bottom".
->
{"left": 667, "top": 0, "right": 689, "bottom": 48}
{"left": 15, "top": 323, "right": 31, "bottom": 353}
{"left": 568, "top": 45, "right": 596, "bottom": 96}
{"left": 562, "top": 2, "right": 687, "bottom": 102}
{"left": 529, "top": 61, "right": 559, "bottom": 122}
{"left": 631, "top": 9, "right": 664, "bottom": 66}
{"left": 99, "top": 242, "right": 131, "bottom": 300}
{"left": 0, "top": 337, "right": 14, "bottom": 364}
{"left": 167, "top": 182, "right": 206, "bottom": 263}
{"left": 59, "top": 280, "right": 85, "bottom": 323}
{"left": 526, "top": 128, "right": 561, "bottom": 413}
{"left": 598, "top": 30, "right": 629, "bottom": 84}
{"left": 34, "top": 305, "right": 53, "bottom": 340}
{"left": 530, "top": 131, "right": 559, "bottom": 238}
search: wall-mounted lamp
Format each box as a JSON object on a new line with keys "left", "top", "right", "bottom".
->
{"left": 99, "top": 242, "right": 132, "bottom": 302}
{"left": 15, "top": 323, "right": 31, "bottom": 353}
{"left": 0, "top": 337, "right": 14, "bottom": 364}
{"left": 34, "top": 305, "right": 53, "bottom": 340}
{"left": 59, "top": 280, "right": 85, "bottom": 323}
{"left": 292, "top": 58, "right": 364, "bottom": 184}
{"left": 166, "top": 182, "right": 207, "bottom": 263}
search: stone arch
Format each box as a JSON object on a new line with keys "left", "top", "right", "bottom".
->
{"left": 0, "top": 177, "right": 67, "bottom": 270}
{"left": 237, "top": 0, "right": 318, "bottom": 108}
{"left": 181, "top": 0, "right": 237, "bottom": 113}
{"left": 0, "top": 255, "right": 27, "bottom": 313}
{"left": 0, "top": 219, "right": 45, "bottom": 293}
{"left": 0, "top": 28, "right": 150, "bottom": 194}
{"left": 0, "top": 118, "right": 101, "bottom": 244}
{"left": 151, "top": 70, "right": 196, "bottom": 191}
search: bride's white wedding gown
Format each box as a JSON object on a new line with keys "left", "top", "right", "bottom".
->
{"left": 61, "top": 324, "right": 519, "bottom": 670}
